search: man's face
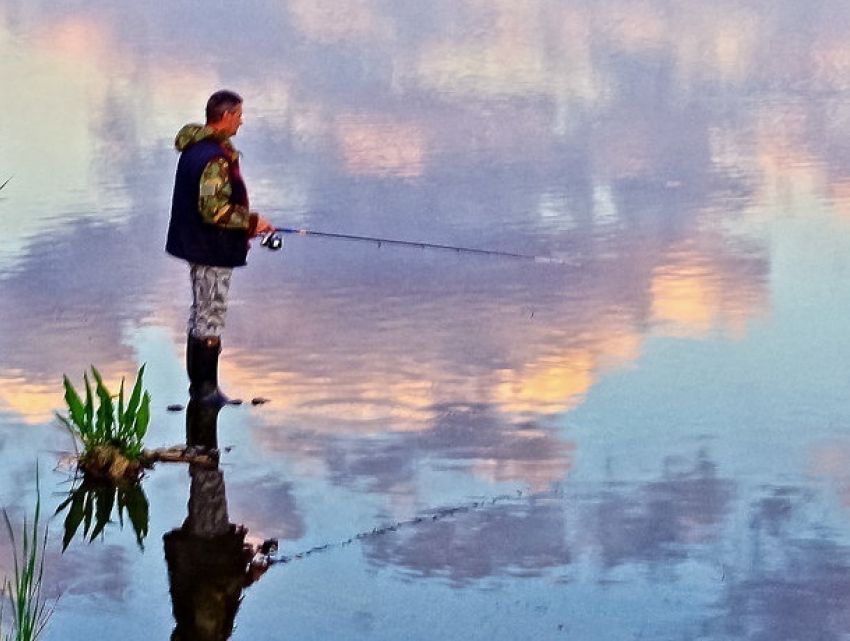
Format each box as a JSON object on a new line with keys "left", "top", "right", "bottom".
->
{"left": 221, "top": 104, "right": 243, "bottom": 137}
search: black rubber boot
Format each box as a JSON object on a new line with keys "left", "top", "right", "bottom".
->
{"left": 188, "top": 335, "right": 241, "bottom": 406}
{"left": 184, "top": 398, "right": 221, "bottom": 461}
{"left": 185, "top": 333, "right": 195, "bottom": 383}
{"left": 186, "top": 399, "right": 220, "bottom": 448}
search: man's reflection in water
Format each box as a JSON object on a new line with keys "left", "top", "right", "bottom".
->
{"left": 164, "top": 401, "right": 273, "bottom": 641}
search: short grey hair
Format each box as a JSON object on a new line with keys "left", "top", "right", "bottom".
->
{"left": 205, "top": 90, "right": 243, "bottom": 123}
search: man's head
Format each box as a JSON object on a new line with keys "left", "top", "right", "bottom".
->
{"left": 206, "top": 90, "right": 243, "bottom": 137}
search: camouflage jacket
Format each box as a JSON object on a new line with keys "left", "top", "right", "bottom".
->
{"left": 174, "top": 124, "right": 257, "bottom": 232}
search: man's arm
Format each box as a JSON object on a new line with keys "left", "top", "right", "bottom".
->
{"left": 198, "top": 157, "right": 257, "bottom": 231}
{"left": 198, "top": 157, "right": 276, "bottom": 238}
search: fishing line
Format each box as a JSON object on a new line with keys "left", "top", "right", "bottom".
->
{"left": 263, "top": 226, "right": 576, "bottom": 266}
{"left": 254, "top": 487, "right": 563, "bottom": 569}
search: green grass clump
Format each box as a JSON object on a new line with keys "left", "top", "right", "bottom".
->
{"left": 56, "top": 365, "right": 151, "bottom": 479}
{"left": 1, "top": 475, "right": 53, "bottom": 641}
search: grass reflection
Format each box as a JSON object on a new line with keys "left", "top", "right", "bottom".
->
{"left": 54, "top": 479, "right": 149, "bottom": 551}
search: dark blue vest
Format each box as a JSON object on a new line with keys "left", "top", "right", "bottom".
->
{"left": 165, "top": 140, "right": 250, "bottom": 268}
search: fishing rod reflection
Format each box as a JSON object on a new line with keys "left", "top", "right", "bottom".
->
{"left": 164, "top": 401, "right": 275, "bottom": 641}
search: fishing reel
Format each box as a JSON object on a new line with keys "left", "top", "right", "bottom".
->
{"left": 260, "top": 233, "right": 284, "bottom": 251}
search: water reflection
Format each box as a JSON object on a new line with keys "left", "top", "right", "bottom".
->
{"left": 719, "top": 487, "right": 850, "bottom": 641}
{"left": 590, "top": 453, "right": 734, "bottom": 568}
{"left": 364, "top": 495, "right": 570, "bottom": 586}
{"left": 56, "top": 480, "right": 149, "bottom": 551}
{"left": 164, "top": 402, "right": 271, "bottom": 641}
{"left": 0, "top": 0, "right": 785, "bottom": 432}
{"left": 360, "top": 451, "right": 732, "bottom": 583}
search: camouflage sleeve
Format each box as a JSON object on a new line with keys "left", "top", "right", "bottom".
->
{"left": 198, "top": 157, "right": 256, "bottom": 230}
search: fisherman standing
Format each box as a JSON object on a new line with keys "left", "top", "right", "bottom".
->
{"left": 166, "top": 90, "right": 275, "bottom": 405}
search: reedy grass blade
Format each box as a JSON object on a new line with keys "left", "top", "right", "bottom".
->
{"left": 124, "top": 487, "right": 149, "bottom": 549}
{"left": 135, "top": 392, "right": 151, "bottom": 442}
{"left": 2, "top": 471, "right": 52, "bottom": 641}
{"left": 124, "top": 365, "right": 145, "bottom": 433}
{"left": 52, "top": 494, "right": 73, "bottom": 516}
{"left": 117, "top": 378, "right": 126, "bottom": 435}
{"left": 83, "top": 374, "right": 94, "bottom": 440}
{"left": 61, "top": 492, "right": 85, "bottom": 552}
{"left": 61, "top": 377, "right": 85, "bottom": 433}
{"left": 82, "top": 492, "right": 94, "bottom": 540}
{"left": 116, "top": 491, "right": 126, "bottom": 529}
{"left": 88, "top": 488, "right": 115, "bottom": 542}
{"left": 90, "top": 367, "right": 115, "bottom": 441}
{"left": 2, "top": 510, "right": 20, "bottom": 618}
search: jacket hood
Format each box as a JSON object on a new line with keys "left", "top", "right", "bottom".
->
{"left": 174, "top": 124, "right": 228, "bottom": 152}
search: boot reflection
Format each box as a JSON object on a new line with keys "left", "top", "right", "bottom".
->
{"left": 163, "top": 400, "right": 266, "bottom": 641}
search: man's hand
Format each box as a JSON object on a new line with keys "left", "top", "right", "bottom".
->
{"left": 252, "top": 215, "right": 276, "bottom": 238}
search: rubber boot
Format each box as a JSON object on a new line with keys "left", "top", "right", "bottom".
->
{"left": 185, "top": 333, "right": 195, "bottom": 383}
{"left": 186, "top": 398, "right": 221, "bottom": 457}
{"left": 188, "top": 335, "right": 240, "bottom": 406}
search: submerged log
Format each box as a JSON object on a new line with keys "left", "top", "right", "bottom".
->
{"left": 77, "top": 444, "right": 218, "bottom": 484}
{"left": 141, "top": 446, "right": 218, "bottom": 468}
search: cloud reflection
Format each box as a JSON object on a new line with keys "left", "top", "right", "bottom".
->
{"left": 719, "top": 486, "right": 850, "bottom": 641}
{"left": 364, "top": 496, "right": 569, "bottom": 586}
{"left": 361, "top": 451, "right": 733, "bottom": 585}
{"left": 334, "top": 114, "right": 426, "bottom": 178}
{"left": 287, "top": 0, "right": 384, "bottom": 44}
{"left": 0, "top": 0, "right": 780, "bottom": 531}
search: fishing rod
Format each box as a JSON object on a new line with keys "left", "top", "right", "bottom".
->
{"left": 263, "top": 226, "right": 572, "bottom": 265}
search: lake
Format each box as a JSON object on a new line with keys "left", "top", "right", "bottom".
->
{"left": 2, "top": 1, "right": 850, "bottom": 639}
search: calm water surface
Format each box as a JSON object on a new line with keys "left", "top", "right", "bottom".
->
{"left": 3, "top": 1, "right": 850, "bottom": 639}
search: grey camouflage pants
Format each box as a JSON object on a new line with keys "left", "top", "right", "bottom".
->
{"left": 188, "top": 264, "right": 233, "bottom": 338}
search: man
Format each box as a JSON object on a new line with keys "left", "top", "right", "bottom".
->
{"left": 166, "top": 90, "right": 275, "bottom": 405}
